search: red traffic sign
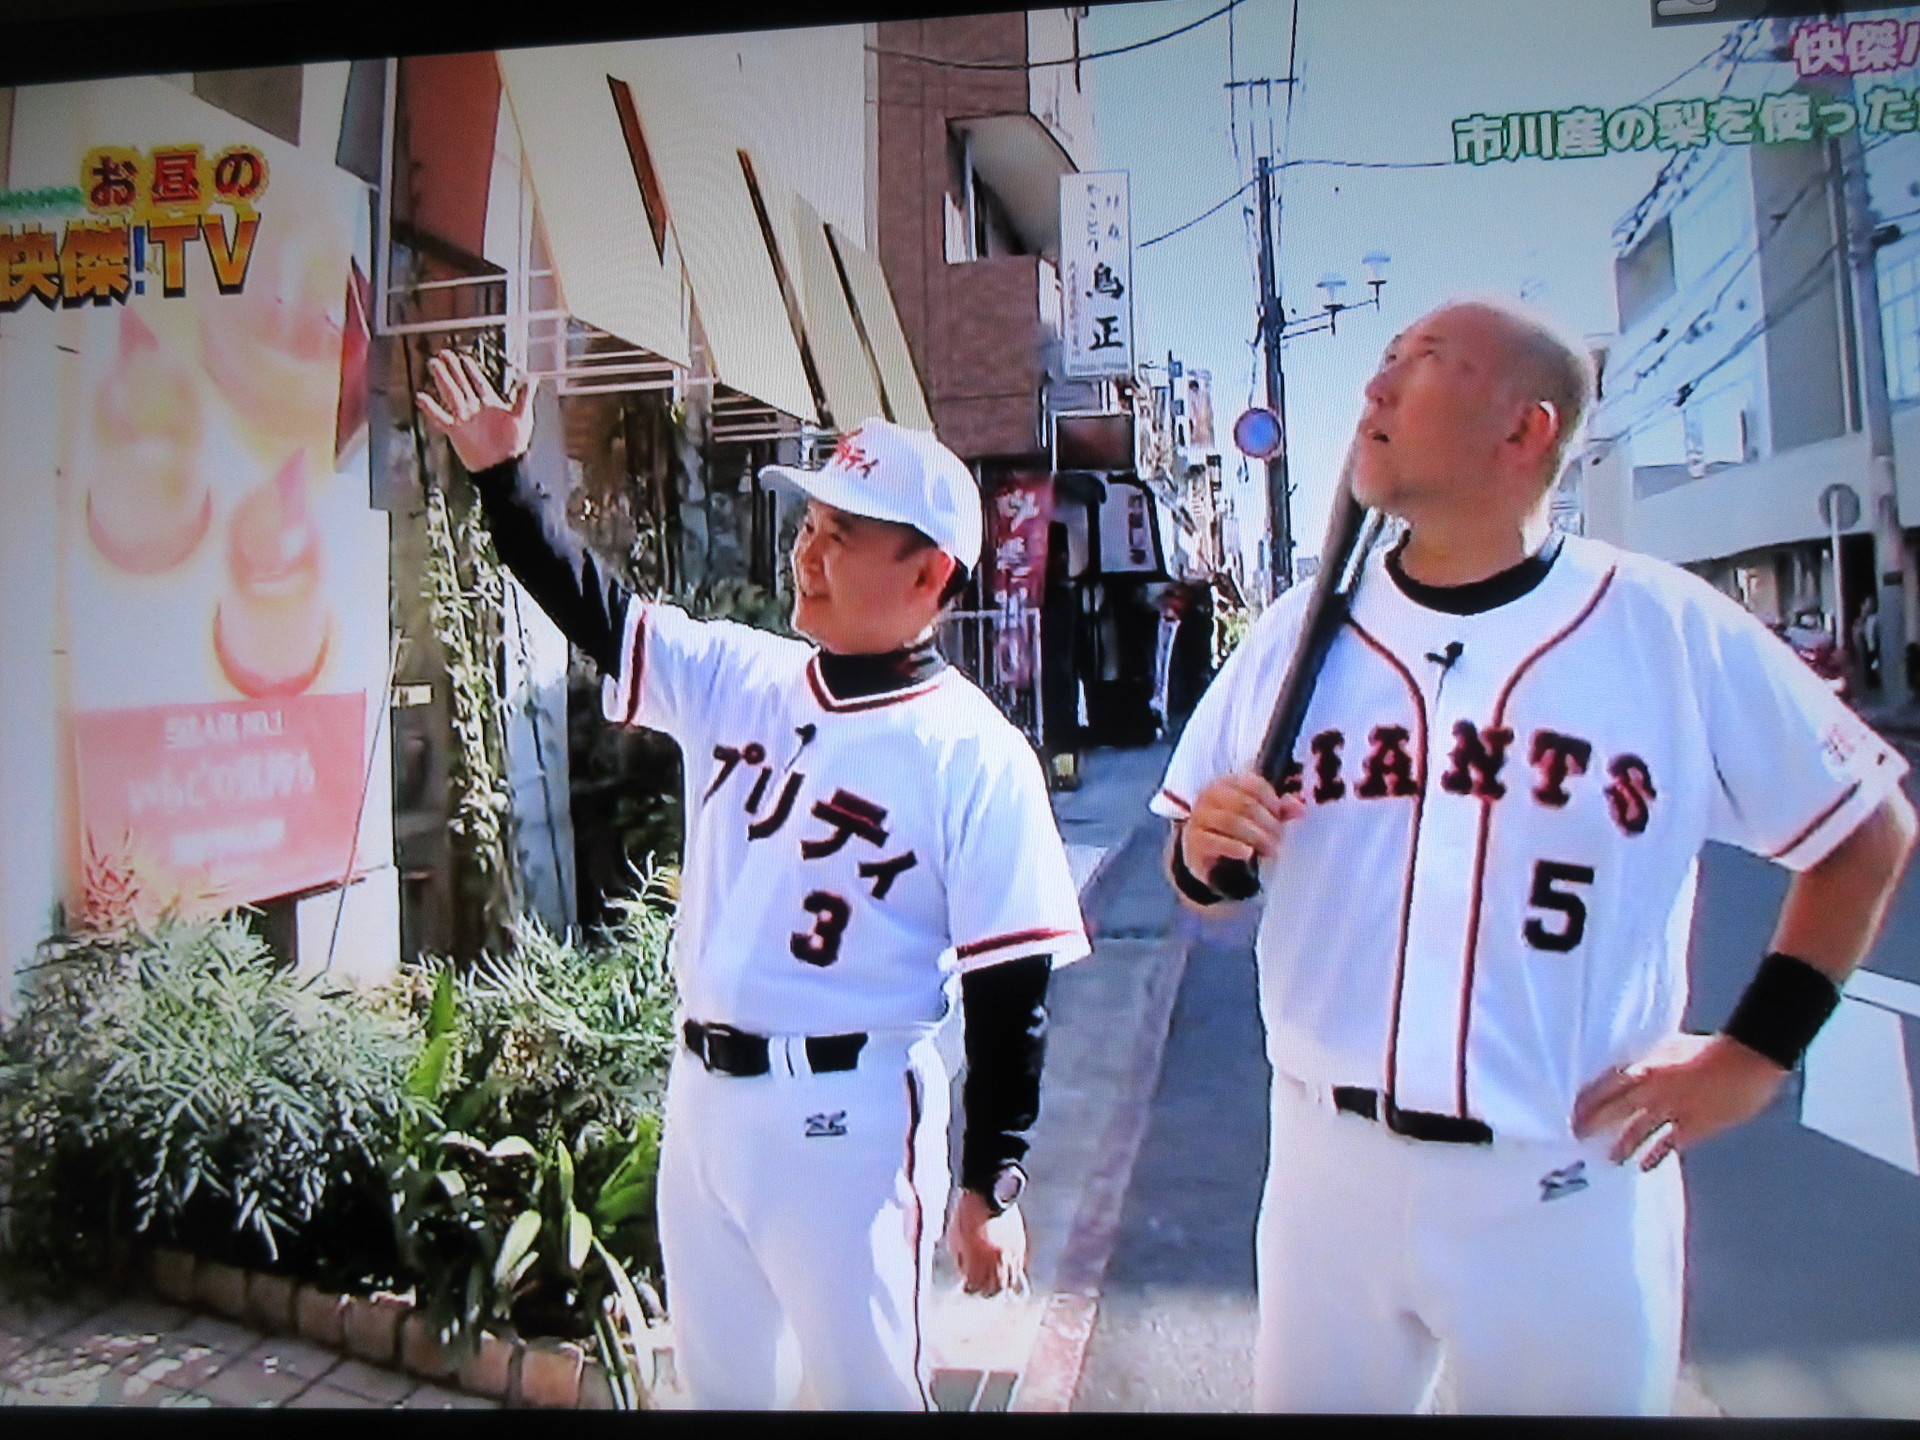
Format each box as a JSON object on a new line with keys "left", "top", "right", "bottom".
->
{"left": 1233, "top": 407, "right": 1283, "bottom": 460}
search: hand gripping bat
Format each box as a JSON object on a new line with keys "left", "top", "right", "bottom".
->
{"left": 1205, "top": 464, "right": 1386, "bottom": 900}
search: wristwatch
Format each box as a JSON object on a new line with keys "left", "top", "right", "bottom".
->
{"left": 983, "top": 1164, "right": 1027, "bottom": 1216}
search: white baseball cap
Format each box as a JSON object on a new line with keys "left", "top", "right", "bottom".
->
{"left": 761, "top": 419, "right": 982, "bottom": 573}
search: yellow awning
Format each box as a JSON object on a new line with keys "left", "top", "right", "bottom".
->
{"left": 496, "top": 47, "right": 689, "bottom": 368}
{"left": 826, "top": 223, "right": 934, "bottom": 433}
{"left": 607, "top": 53, "right": 817, "bottom": 425}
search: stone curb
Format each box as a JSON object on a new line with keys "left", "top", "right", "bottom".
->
{"left": 138, "top": 1244, "right": 655, "bottom": 1409}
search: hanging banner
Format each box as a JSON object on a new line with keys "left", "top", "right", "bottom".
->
{"left": 989, "top": 472, "right": 1054, "bottom": 610}
{"left": 1060, "top": 170, "right": 1133, "bottom": 377}
{"left": 988, "top": 472, "right": 1053, "bottom": 687}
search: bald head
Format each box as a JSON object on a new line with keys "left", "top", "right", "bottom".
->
{"left": 1434, "top": 297, "right": 1594, "bottom": 478}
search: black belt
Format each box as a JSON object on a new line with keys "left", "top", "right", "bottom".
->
{"left": 682, "top": 1020, "right": 867, "bottom": 1077}
{"left": 1332, "top": 1086, "right": 1494, "bottom": 1146}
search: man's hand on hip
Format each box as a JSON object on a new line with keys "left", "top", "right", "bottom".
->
{"left": 1571, "top": 1031, "right": 1788, "bottom": 1171}
{"left": 416, "top": 349, "right": 535, "bottom": 473}
{"left": 946, "top": 1188, "right": 1027, "bottom": 1298}
{"left": 1180, "top": 773, "right": 1307, "bottom": 880}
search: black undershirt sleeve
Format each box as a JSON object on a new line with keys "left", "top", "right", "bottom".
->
{"left": 958, "top": 953, "right": 1052, "bottom": 1196}
{"left": 469, "top": 457, "right": 633, "bottom": 677}
{"left": 1168, "top": 823, "right": 1227, "bottom": 905}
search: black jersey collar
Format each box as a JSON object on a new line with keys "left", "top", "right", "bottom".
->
{"left": 1386, "top": 531, "right": 1565, "bottom": 616}
{"left": 813, "top": 636, "right": 948, "bottom": 703}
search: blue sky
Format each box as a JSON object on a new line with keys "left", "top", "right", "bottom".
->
{"left": 1085, "top": 0, "right": 1742, "bottom": 558}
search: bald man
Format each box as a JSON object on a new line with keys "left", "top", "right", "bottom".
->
{"left": 1154, "top": 300, "right": 1915, "bottom": 1414}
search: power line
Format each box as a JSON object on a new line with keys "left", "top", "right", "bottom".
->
{"left": 1607, "top": 138, "right": 1897, "bottom": 395}
{"left": 866, "top": 0, "right": 1245, "bottom": 71}
{"left": 1138, "top": 158, "right": 1452, "bottom": 251}
{"left": 1612, "top": 18, "right": 1768, "bottom": 254}
{"left": 1594, "top": 233, "right": 1847, "bottom": 447}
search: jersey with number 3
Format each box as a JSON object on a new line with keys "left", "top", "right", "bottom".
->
{"left": 1154, "top": 534, "right": 1907, "bottom": 1143}
{"left": 603, "top": 600, "right": 1090, "bottom": 1037}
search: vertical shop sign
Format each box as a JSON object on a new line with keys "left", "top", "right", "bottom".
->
{"left": 1061, "top": 171, "right": 1133, "bottom": 377}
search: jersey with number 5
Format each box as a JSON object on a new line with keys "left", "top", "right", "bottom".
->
{"left": 603, "top": 600, "right": 1090, "bottom": 1038}
{"left": 1154, "top": 534, "right": 1907, "bottom": 1143}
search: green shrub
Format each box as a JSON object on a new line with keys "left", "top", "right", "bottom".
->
{"left": 388, "top": 872, "right": 679, "bottom": 1359}
{"left": 0, "top": 867, "right": 681, "bottom": 1386}
{"left": 0, "top": 917, "right": 420, "bottom": 1285}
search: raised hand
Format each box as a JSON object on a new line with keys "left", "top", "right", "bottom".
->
{"left": 415, "top": 349, "right": 536, "bottom": 473}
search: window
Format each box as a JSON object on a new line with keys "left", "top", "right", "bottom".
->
{"left": 1880, "top": 249, "right": 1920, "bottom": 403}
{"left": 1615, "top": 215, "right": 1675, "bottom": 333}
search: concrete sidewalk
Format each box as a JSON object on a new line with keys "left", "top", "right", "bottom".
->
{"left": 923, "top": 744, "right": 1188, "bottom": 1411}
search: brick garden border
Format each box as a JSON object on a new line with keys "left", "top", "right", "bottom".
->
{"left": 141, "top": 1245, "right": 671, "bottom": 1409}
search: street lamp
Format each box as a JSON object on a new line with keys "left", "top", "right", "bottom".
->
{"left": 1291, "top": 252, "right": 1391, "bottom": 338}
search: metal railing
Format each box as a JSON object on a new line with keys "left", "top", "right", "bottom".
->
{"left": 937, "top": 606, "right": 1045, "bottom": 746}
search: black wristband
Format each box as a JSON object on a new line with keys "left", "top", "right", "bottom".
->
{"left": 1169, "top": 827, "right": 1226, "bottom": 906}
{"left": 1721, "top": 952, "right": 1842, "bottom": 1071}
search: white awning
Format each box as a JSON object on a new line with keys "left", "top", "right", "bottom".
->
{"left": 771, "top": 180, "right": 888, "bottom": 433}
{"left": 607, "top": 51, "right": 817, "bottom": 425}
{"left": 496, "top": 47, "right": 689, "bottom": 368}
{"left": 826, "top": 223, "right": 935, "bottom": 433}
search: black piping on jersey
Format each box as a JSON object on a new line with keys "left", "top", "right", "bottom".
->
{"left": 1344, "top": 619, "right": 1430, "bottom": 1116}
{"left": 955, "top": 926, "right": 1076, "bottom": 962}
{"left": 805, "top": 655, "right": 948, "bottom": 713}
{"left": 619, "top": 608, "right": 647, "bottom": 727}
{"left": 902, "top": 1067, "right": 929, "bottom": 1411}
{"left": 817, "top": 640, "right": 947, "bottom": 700}
{"left": 1453, "top": 566, "right": 1619, "bottom": 1121}
{"left": 1769, "top": 780, "right": 1862, "bottom": 863}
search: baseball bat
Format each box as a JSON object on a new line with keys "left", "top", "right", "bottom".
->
{"left": 1206, "top": 463, "right": 1385, "bottom": 900}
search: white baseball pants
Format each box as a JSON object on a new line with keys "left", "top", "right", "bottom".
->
{"left": 656, "top": 1031, "right": 950, "bottom": 1410}
{"left": 1255, "top": 1074, "right": 1685, "bottom": 1416}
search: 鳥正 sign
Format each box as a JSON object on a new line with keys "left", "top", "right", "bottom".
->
{"left": 1061, "top": 171, "right": 1134, "bottom": 377}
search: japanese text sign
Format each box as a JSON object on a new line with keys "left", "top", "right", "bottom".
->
{"left": 1453, "top": 86, "right": 1920, "bottom": 165}
{"left": 1, "top": 142, "right": 266, "bottom": 311}
{"left": 1061, "top": 171, "right": 1134, "bottom": 378}
{"left": 72, "top": 694, "right": 368, "bottom": 919}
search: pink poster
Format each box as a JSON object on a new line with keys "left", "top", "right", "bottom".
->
{"left": 71, "top": 694, "right": 367, "bottom": 924}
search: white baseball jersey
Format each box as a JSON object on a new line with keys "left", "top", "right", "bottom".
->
{"left": 602, "top": 598, "right": 1090, "bottom": 1037}
{"left": 1156, "top": 533, "right": 1907, "bottom": 1144}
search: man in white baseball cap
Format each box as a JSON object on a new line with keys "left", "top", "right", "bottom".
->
{"left": 762, "top": 417, "right": 983, "bottom": 579}
{"left": 418, "top": 356, "right": 1090, "bottom": 1409}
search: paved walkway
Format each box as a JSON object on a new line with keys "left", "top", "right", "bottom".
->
{"left": 0, "top": 1287, "right": 492, "bottom": 1408}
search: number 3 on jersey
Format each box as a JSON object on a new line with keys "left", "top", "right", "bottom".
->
{"left": 791, "top": 891, "right": 851, "bottom": 966}
{"left": 1523, "top": 860, "right": 1595, "bottom": 953}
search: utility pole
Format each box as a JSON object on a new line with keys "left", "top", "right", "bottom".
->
{"left": 1255, "top": 154, "right": 1294, "bottom": 597}
{"left": 1835, "top": 109, "right": 1912, "bottom": 703}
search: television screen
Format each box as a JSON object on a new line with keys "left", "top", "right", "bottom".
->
{"left": 0, "top": 0, "right": 1915, "bottom": 1422}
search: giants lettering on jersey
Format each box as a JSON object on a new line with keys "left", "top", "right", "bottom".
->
{"left": 1292, "top": 723, "right": 1657, "bottom": 836}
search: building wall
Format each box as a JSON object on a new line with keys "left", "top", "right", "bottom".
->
{"left": 876, "top": 12, "right": 1053, "bottom": 462}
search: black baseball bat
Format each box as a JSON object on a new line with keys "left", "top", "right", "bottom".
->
{"left": 1206, "top": 469, "right": 1384, "bottom": 900}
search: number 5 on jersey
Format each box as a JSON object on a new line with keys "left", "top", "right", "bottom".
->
{"left": 1524, "top": 859, "right": 1595, "bottom": 953}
